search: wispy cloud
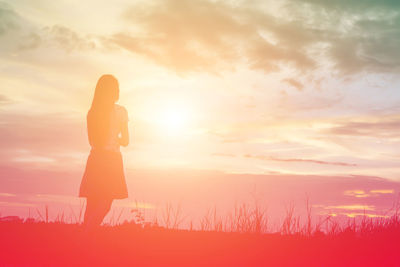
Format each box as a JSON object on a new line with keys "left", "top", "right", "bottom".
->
{"left": 0, "top": 201, "right": 36, "bottom": 207}
{"left": 0, "top": 193, "right": 16, "bottom": 197}
{"left": 344, "top": 189, "right": 395, "bottom": 198}
{"left": 0, "top": 112, "right": 87, "bottom": 169}
{"left": 42, "top": 25, "right": 97, "bottom": 52}
{"left": 324, "top": 117, "right": 400, "bottom": 138}
{"left": 243, "top": 154, "right": 357, "bottom": 167}
{"left": 0, "top": 94, "right": 11, "bottom": 105}
{"left": 370, "top": 189, "right": 394, "bottom": 195}
{"left": 342, "top": 213, "right": 388, "bottom": 218}
{"left": 322, "top": 204, "right": 375, "bottom": 211}
{"left": 282, "top": 78, "right": 304, "bottom": 91}
{"left": 344, "top": 190, "right": 370, "bottom": 198}
{"left": 211, "top": 153, "right": 236, "bottom": 157}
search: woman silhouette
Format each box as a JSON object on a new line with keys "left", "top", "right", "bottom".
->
{"left": 79, "top": 74, "right": 129, "bottom": 227}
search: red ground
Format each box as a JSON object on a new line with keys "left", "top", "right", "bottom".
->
{"left": 1, "top": 221, "right": 399, "bottom": 266}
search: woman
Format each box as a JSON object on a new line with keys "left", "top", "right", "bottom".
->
{"left": 79, "top": 74, "right": 129, "bottom": 227}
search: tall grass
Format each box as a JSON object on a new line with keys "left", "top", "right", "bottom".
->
{"left": 9, "top": 198, "right": 400, "bottom": 238}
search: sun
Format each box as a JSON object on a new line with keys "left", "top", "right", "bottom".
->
{"left": 162, "top": 109, "right": 187, "bottom": 131}
{"left": 155, "top": 103, "right": 191, "bottom": 135}
{"left": 139, "top": 97, "right": 195, "bottom": 137}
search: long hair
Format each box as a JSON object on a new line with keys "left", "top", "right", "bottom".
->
{"left": 87, "top": 74, "right": 119, "bottom": 148}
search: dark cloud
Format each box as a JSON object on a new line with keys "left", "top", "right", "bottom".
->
{"left": 111, "top": 0, "right": 400, "bottom": 75}
{"left": 0, "top": 3, "right": 44, "bottom": 54}
{"left": 294, "top": 0, "right": 400, "bottom": 11}
{"left": 0, "top": 3, "right": 21, "bottom": 35}
{"left": 288, "top": 0, "right": 400, "bottom": 75}
{"left": 113, "top": 0, "right": 317, "bottom": 73}
{"left": 326, "top": 26, "right": 400, "bottom": 74}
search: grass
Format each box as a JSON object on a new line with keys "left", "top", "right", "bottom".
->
{"left": 1, "top": 200, "right": 400, "bottom": 266}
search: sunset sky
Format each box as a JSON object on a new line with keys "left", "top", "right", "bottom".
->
{"left": 1, "top": 0, "right": 400, "bottom": 224}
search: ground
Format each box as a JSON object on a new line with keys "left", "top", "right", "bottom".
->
{"left": 1, "top": 220, "right": 399, "bottom": 266}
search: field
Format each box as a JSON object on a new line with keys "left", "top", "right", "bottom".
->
{"left": 1, "top": 204, "right": 400, "bottom": 266}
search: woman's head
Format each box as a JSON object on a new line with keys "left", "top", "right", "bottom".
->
{"left": 91, "top": 74, "right": 119, "bottom": 109}
{"left": 87, "top": 74, "right": 120, "bottom": 148}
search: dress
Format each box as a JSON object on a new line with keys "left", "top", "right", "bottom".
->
{"left": 79, "top": 104, "right": 129, "bottom": 199}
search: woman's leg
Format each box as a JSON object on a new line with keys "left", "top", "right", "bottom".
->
{"left": 95, "top": 198, "right": 113, "bottom": 225}
{"left": 83, "top": 197, "right": 113, "bottom": 226}
{"left": 83, "top": 197, "right": 97, "bottom": 226}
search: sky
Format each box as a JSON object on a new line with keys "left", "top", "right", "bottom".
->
{"left": 1, "top": 0, "right": 400, "bottom": 225}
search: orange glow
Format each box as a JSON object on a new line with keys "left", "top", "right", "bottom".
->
{"left": 156, "top": 103, "right": 192, "bottom": 136}
{"left": 344, "top": 190, "right": 370, "bottom": 198}
{"left": 2, "top": 0, "right": 400, "bottom": 265}
{"left": 323, "top": 205, "right": 375, "bottom": 211}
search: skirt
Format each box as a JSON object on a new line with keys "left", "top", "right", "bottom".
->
{"left": 79, "top": 149, "right": 128, "bottom": 199}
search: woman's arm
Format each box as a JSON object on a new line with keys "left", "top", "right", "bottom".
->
{"left": 119, "top": 121, "right": 129, "bottom": 147}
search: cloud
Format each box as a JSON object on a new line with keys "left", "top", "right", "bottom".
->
{"left": 2, "top": 167, "right": 400, "bottom": 221}
{"left": 112, "top": 0, "right": 317, "bottom": 73}
{"left": 283, "top": 78, "right": 304, "bottom": 91}
{"left": 0, "top": 94, "right": 11, "bottom": 105}
{"left": 293, "top": 0, "right": 400, "bottom": 11}
{"left": 41, "top": 25, "right": 97, "bottom": 52}
{"left": 327, "top": 30, "right": 400, "bottom": 75}
{"left": 288, "top": 0, "right": 400, "bottom": 75}
{"left": 0, "top": 193, "right": 16, "bottom": 197}
{"left": 341, "top": 213, "right": 388, "bottom": 218}
{"left": 325, "top": 118, "right": 400, "bottom": 138}
{"left": 0, "top": 112, "right": 87, "bottom": 169}
{"left": 344, "top": 190, "right": 370, "bottom": 198}
{"left": 0, "top": 3, "right": 43, "bottom": 53}
{"left": 243, "top": 154, "right": 358, "bottom": 166}
{"left": 344, "top": 189, "right": 395, "bottom": 198}
{"left": 211, "top": 152, "right": 236, "bottom": 157}
{"left": 0, "top": 201, "right": 36, "bottom": 207}
{"left": 0, "top": 3, "right": 22, "bottom": 35}
{"left": 369, "top": 189, "right": 394, "bottom": 194}
{"left": 322, "top": 204, "right": 375, "bottom": 211}
{"left": 3, "top": 0, "right": 399, "bottom": 76}
{"left": 26, "top": 194, "right": 81, "bottom": 205}
{"left": 0, "top": 4, "right": 98, "bottom": 56}
{"left": 108, "top": 0, "right": 400, "bottom": 75}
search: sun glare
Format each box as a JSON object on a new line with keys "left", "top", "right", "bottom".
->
{"left": 162, "top": 109, "right": 188, "bottom": 132}
{"left": 148, "top": 102, "right": 192, "bottom": 136}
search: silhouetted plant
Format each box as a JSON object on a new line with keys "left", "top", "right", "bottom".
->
{"left": 161, "top": 202, "right": 186, "bottom": 229}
